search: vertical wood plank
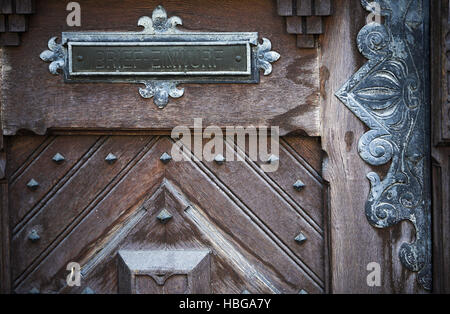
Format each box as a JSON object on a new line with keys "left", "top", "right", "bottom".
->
{"left": 320, "top": 0, "right": 422, "bottom": 293}
{"left": 0, "top": 181, "right": 10, "bottom": 293}
{"left": 0, "top": 32, "right": 20, "bottom": 46}
{"left": 0, "top": 15, "right": 5, "bottom": 32}
{"left": 431, "top": 0, "right": 450, "bottom": 293}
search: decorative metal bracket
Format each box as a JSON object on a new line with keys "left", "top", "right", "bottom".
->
{"left": 39, "top": 5, "right": 280, "bottom": 109}
{"left": 336, "top": 0, "right": 431, "bottom": 290}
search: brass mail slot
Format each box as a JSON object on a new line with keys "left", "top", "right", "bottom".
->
{"left": 69, "top": 43, "right": 250, "bottom": 76}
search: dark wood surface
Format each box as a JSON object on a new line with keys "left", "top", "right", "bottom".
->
{"left": 431, "top": 0, "right": 450, "bottom": 293}
{"left": 7, "top": 134, "right": 325, "bottom": 294}
{"left": 1, "top": 0, "right": 320, "bottom": 136}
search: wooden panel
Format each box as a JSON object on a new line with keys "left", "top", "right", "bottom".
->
{"left": 9, "top": 135, "right": 325, "bottom": 294}
{"left": 431, "top": 0, "right": 450, "bottom": 145}
{"left": 0, "top": 1, "right": 12, "bottom": 14}
{"left": 8, "top": 15, "right": 27, "bottom": 32}
{"left": 0, "top": 182, "right": 10, "bottom": 293}
{"left": 11, "top": 136, "right": 153, "bottom": 280}
{"left": 14, "top": 137, "right": 166, "bottom": 293}
{"left": 9, "top": 136, "right": 100, "bottom": 227}
{"left": 1, "top": 0, "right": 320, "bottom": 136}
{"left": 15, "top": 0, "right": 35, "bottom": 14}
{"left": 431, "top": 0, "right": 450, "bottom": 293}
{"left": 315, "top": 0, "right": 332, "bottom": 16}
{"left": 297, "top": 0, "right": 313, "bottom": 16}
{"left": 277, "top": 0, "right": 293, "bottom": 16}
{"left": 6, "top": 135, "right": 49, "bottom": 177}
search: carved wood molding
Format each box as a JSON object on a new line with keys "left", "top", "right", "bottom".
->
{"left": 336, "top": 0, "right": 432, "bottom": 290}
{"left": 277, "top": 0, "right": 332, "bottom": 48}
{"left": 0, "top": 0, "right": 35, "bottom": 46}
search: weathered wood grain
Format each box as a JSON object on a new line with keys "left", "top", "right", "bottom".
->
{"left": 431, "top": 0, "right": 450, "bottom": 293}
{"left": 1, "top": 0, "right": 320, "bottom": 136}
{"left": 321, "top": 0, "right": 423, "bottom": 293}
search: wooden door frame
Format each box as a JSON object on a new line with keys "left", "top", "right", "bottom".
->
{"left": 0, "top": 0, "right": 444, "bottom": 294}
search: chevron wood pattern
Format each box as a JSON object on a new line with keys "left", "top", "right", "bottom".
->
{"left": 6, "top": 134, "right": 325, "bottom": 294}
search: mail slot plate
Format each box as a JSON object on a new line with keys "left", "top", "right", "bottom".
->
{"left": 69, "top": 42, "right": 251, "bottom": 76}
{"left": 62, "top": 32, "right": 260, "bottom": 84}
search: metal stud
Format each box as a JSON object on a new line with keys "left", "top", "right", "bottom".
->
{"left": 156, "top": 209, "right": 173, "bottom": 224}
{"left": 299, "top": 289, "right": 308, "bottom": 294}
{"left": 27, "top": 179, "right": 39, "bottom": 191}
{"left": 266, "top": 154, "right": 279, "bottom": 164}
{"left": 241, "top": 289, "right": 251, "bottom": 294}
{"left": 105, "top": 153, "right": 118, "bottom": 164}
{"left": 214, "top": 154, "right": 225, "bottom": 165}
{"left": 28, "top": 229, "right": 40, "bottom": 243}
{"left": 82, "top": 287, "right": 95, "bottom": 294}
{"left": 29, "top": 287, "right": 40, "bottom": 294}
{"left": 295, "top": 232, "right": 307, "bottom": 245}
{"left": 160, "top": 152, "right": 172, "bottom": 164}
{"left": 293, "top": 180, "right": 306, "bottom": 191}
{"left": 52, "top": 153, "right": 65, "bottom": 164}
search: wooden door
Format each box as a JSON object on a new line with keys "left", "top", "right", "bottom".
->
{"left": 0, "top": 0, "right": 439, "bottom": 294}
{"left": 6, "top": 134, "right": 325, "bottom": 294}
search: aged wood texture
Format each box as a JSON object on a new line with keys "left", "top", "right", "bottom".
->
{"left": 7, "top": 134, "right": 325, "bottom": 294}
{"left": 0, "top": 0, "right": 34, "bottom": 46}
{"left": 431, "top": 0, "right": 450, "bottom": 146}
{"left": 1, "top": 0, "right": 320, "bottom": 136}
{"left": 321, "top": 0, "right": 423, "bottom": 293}
{"left": 0, "top": 46, "right": 11, "bottom": 293}
{"left": 276, "top": 0, "right": 332, "bottom": 48}
{"left": 431, "top": 0, "right": 450, "bottom": 293}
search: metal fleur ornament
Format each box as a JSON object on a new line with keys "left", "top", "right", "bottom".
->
{"left": 39, "top": 5, "right": 280, "bottom": 108}
{"left": 39, "top": 37, "right": 66, "bottom": 75}
{"left": 257, "top": 38, "right": 281, "bottom": 76}
{"left": 138, "top": 5, "right": 182, "bottom": 34}
{"left": 139, "top": 81, "right": 184, "bottom": 109}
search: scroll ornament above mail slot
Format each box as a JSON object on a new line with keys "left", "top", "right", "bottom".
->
{"left": 40, "top": 5, "right": 281, "bottom": 108}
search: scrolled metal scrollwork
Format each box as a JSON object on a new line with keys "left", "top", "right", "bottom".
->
{"left": 137, "top": 5, "right": 182, "bottom": 34}
{"left": 336, "top": 0, "right": 431, "bottom": 290}
{"left": 39, "top": 37, "right": 66, "bottom": 75}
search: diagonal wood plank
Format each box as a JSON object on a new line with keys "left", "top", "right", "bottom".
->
{"left": 14, "top": 137, "right": 169, "bottom": 293}
{"left": 12, "top": 136, "right": 153, "bottom": 281}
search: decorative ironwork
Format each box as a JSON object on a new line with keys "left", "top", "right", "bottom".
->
{"left": 139, "top": 81, "right": 184, "bottom": 109}
{"left": 336, "top": 0, "right": 431, "bottom": 290}
{"left": 39, "top": 5, "right": 280, "bottom": 108}
{"left": 40, "top": 37, "right": 65, "bottom": 75}
{"left": 137, "top": 5, "right": 182, "bottom": 35}
{"left": 256, "top": 38, "right": 281, "bottom": 76}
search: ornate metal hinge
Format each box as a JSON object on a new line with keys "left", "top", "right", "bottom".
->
{"left": 336, "top": 0, "right": 431, "bottom": 290}
{"left": 39, "top": 5, "right": 280, "bottom": 109}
